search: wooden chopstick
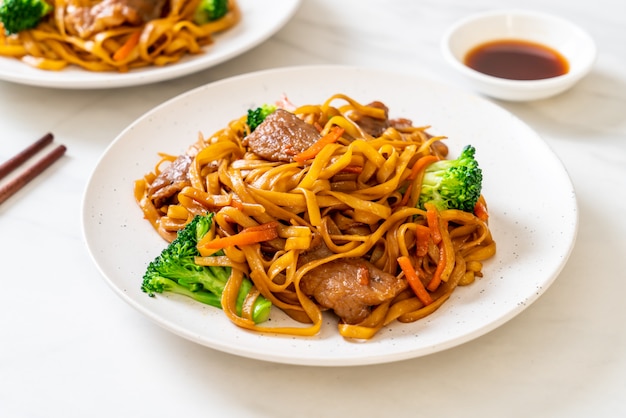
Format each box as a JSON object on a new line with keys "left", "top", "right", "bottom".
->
{"left": 0, "top": 133, "right": 54, "bottom": 180}
{"left": 0, "top": 134, "right": 67, "bottom": 205}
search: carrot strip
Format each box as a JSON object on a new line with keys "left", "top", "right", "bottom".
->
{"left": 398, "top": 256, "right": 433, "bottom": 306}
{"left": 202, "top": 221, "right": 279, "bottom": 250}
{"left": 424, "top": 203, "right": 442, "bottom": 244}
{"left": 113, "top": 30, "right": 141, "bottom": 61}
{"left": 427, "top": 244, "right": 446, "bottom": 291}
{"left": 397, "top": 187, "right": 411, "bottom": 208}
{"left": 407, "top": 155, "right": 439, "bottom": 180}
{"left": 414, "top": 224, "right": 431, "bottom": 257}
{"left": 293, "top": 126, "right": 344, "bottom": 162}
{"left": 397, "top": 177, "right": 415, "bottom": 208}
{"left": 397, "top": 155, "right": 439, "bottom": 207}
{"left": 474, "top": 199, "right": 489, "bottom": 222}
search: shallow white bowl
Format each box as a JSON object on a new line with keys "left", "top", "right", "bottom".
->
{"left": 441, "top": 10, "right": 596, "bottom": 101}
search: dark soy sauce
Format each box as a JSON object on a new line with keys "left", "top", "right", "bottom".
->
{"left": 464, "top": 39, "right": 569, "bottom": 80}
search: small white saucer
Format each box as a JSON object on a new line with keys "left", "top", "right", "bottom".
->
{"left": 441, "top": 10, "right": 596, "bottom": 101}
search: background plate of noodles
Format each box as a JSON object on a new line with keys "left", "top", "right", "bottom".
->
{"left": 0, "top": 0, "right": 301, "bottom": 89}
{"left": 82, "top": 65, "right": 578, "bottom": 366}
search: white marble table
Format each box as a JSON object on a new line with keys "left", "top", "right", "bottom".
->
{"left": 1, "top": 0, "right": 625, "bottom": 416}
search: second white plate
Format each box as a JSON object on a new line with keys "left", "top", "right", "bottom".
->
{"left": 0, "top": 0, "right": 301, "bottom": 89}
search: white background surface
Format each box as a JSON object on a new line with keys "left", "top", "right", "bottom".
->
{"left": 1, "top": 0, "right": 625, "bottom": 416}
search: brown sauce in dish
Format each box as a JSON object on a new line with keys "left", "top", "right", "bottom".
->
{"left": 464, "top": 39, "right": 569, "bottom": 80}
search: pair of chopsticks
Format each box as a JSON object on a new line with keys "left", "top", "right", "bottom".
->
{"left": 0, "top": 133, "right": 67, "bottom": 205}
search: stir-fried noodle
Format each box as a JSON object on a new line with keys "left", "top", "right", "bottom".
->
{"left": 134, "top": 94, "right": 496, "bottom": 339}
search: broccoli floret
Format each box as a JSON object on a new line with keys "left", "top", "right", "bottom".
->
{"left": 142, "top": 212, "right": 272, "bottom": 324}
{"left": 418, "top": 145, "right": 483, "bottom": 212}
{"left": 193, "top": 0, "right": 229, "bottom": 25}
{"left": 0, "top": 0, "right": 52, "bottom": 35}
{"left": 246, "top": 104, "right": 277, "bottom": 133}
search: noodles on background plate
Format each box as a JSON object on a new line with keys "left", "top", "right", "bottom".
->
{"left": 0, "top": 0, "right": 240, "bottom": 72}
{"left": 134, "top": 93, "right": 496, "bottom": 340}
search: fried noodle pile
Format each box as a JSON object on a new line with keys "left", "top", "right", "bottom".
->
{"left": 134, "top": 94, "right": 496, "bottom": 339}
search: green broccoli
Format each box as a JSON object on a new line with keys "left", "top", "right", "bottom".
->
{"left": 418, "top": 145, "right": 483, "bottom": 212}
{"left": 142, "top": 212, "right": 272, "bottom": 324}
{"left": 0, "top": 0, "right": 52, "bottom": 35}
{"left": 246, "top": 104, "right": 277, "bottom": 133}
{"left": 193, "top": 0, "right": 229, "bottom": 25}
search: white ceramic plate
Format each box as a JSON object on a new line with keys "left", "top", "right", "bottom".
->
{"left": 0, "top": 0, "right": 301, "bottom": 89}
{"left": 82, "top": 65, "right": 578, "bottom": 366}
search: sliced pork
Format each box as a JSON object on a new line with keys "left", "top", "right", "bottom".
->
{"left": 64, "top": 0, "right": 167, "bottom": 38}
{"left": 348, "top": 101, "right": 390, "bottom": 137}
{"left": 299, "top": 253, "right": 408, "bottom": 324}
{"left": 244, "top": 109, "right": 321, "bottom": 163}
{"left": 147, "top": 154, "right": 192, "bottom": 207}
